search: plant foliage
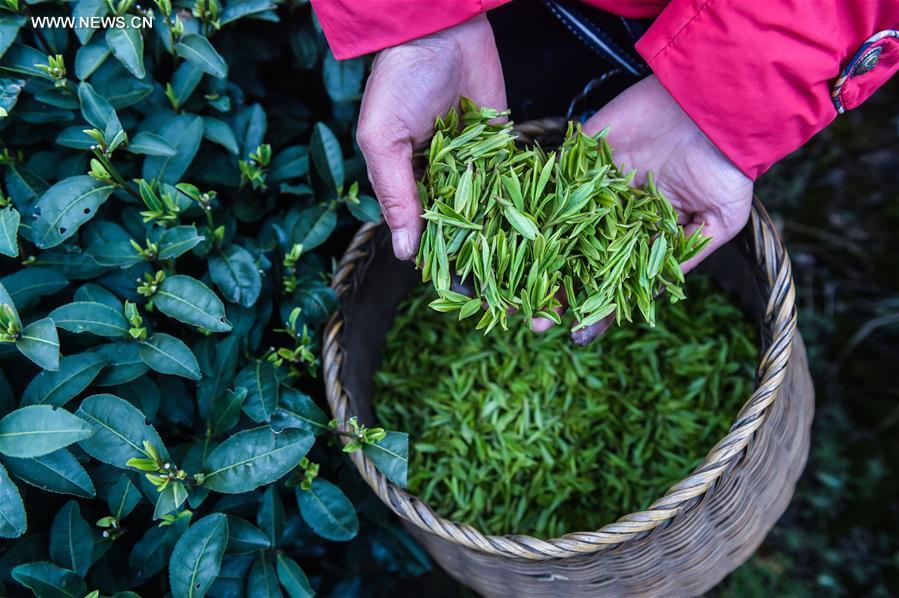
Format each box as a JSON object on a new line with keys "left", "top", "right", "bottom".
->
{"left": 0, "top": 1, "right": 414, "bottom": 596}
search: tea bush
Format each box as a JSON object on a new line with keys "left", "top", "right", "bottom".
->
{"left": 0, "top": 1, "right": 413, "bottom": 596}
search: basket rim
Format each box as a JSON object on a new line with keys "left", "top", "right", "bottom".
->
{"left": 322, "top": 197, "right": 797, "bottom": 561}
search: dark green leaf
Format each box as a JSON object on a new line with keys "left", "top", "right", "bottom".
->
{"left": 155, "top": 274, "right": 232, "bottom": 332}
{"left": 0, "top": 463, "right": 26, "bottom": 538}
{"left": 269, "top": 387, "right": 328, "bottom": 436}
{"left": 0, "top": 44, "right": 51, "bottom": 79}
{"left": 322, "top": 52, "right": 363, "bottom": 103}
{"left": 16, "top": 318, "right": 60, "bottom": 370}
{"left": 76, "top": 393, "right": 168, "bottom": 468}
{"left": 22, "top": 351, "right": 109, "bottom": 407}
{"left": 296, "top": 478, "right": 358, "bottom": 542}
{"left": 130, "top": 516, "right": 187, "bottom": 582}
{"left": 247, "top": 553, "right": 281, "bottom": 597}
{"left": 202, "top": 117, "right": 239, "bottom": 155}
{"left": 2, "top": 267, "right": 68, "bottom": 310}
{"left": 208, "top": 387, "right": 245, "bottom": 437}
{"left": 77, "top": 81, "right": 116, "bottom": 131}
{"left": 362, "top": 431, "right": 409, "bottom": 488}
{"left": 49, "top": 500, "right": 93, "bottom": 576}
{"left": 93, "top": 342, "right": 149, "bottom": 386}
{"left": 153, "top": 480, "right": 188, "bottom": 519}
{"left": 55, "top": 126, "right": 95, "bottom": 150}
{"left": 73, "top": 0, "right": 108, "bottom": 44}
{"left": 168, "top": 61, "right": 203, "bottom": 108}
{"left": 257, "top": 485, "right": 284, "bottom": 547}
{"left": 49, "top": 302, "right": 129, "bottom": 339}
{"left": 0, "top": 405, "right": 91, "bottom": 458}
{"left": 310, "top": 122, "right": 343, "bottom": 191}
{"left": 235, "top": 359, "right": 279, "bottom": 423}
{"left": 31, "top": 175, "right": 114, "bottom": 249}
{"left": 142, "top": 114, "right": 204, "bottom": 184}
{"left": 287, "top": 204, "right": 336, "bottom": 251}
{"left": 106, "top": 473, "right": 141, "bottom": 520}
{"left": 106, "top": 26, "right": 145, "bottom": 79}
{"left": 220, "top": 0, "right": 276, "bottom": 25}
{"left": 0, "top": 16, "right": 27, "bottom": 59}
{"left": 225, "top": 516, "right": 270, "bottom": 554}
{"left": 74, "top": 37, "right": 110, "bottom": 79}
{"left": 3, "top": 449, "right": 95, "bottom": 498}
{"left": 169, "top": 514, "right": 228, "bottom": 598}
{"left": 174, "top": 34, "right": 228, "bottom": 79}
{"left": 129, "top": 132, "right": 177, "bottom": 156}
{"left": 158, "top": 226, "right": 204, "bottom": 259}
{"left": 202, "top": 427, "right": 313, "bottom": 494}
{"left": 209, "top": 245, "right": 261, "bottom": 307}
{"left": 347, "top": 195, "right": 382, "bottom": 223}
{"left": 0, "top": 207, "right": 19, "bottom": 257}
{"left": 139, "top": 333, "right": 202, "bottom": 380}
{"left": 11, "top": 561, "right": 86, "bottom": 597}
{"left": 275, "top": 553, "right": 313, "bottom": 598}
{"left": 268, "top": 145, "right": 308, "bottom": 183}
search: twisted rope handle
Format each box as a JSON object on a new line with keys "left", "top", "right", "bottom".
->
{"left": 323, "top": 197, "right": 796, "bottom": 560}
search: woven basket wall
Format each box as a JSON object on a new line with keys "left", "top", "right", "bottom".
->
{"left": 323, "top": 190, "right": 814, "bottom": 595}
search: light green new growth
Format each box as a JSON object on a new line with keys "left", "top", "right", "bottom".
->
{"left": 375, "top": 276, "right": 757, "bottom": 538}
{"left": 417, "top": 98, "right": 711, "bottom": 334}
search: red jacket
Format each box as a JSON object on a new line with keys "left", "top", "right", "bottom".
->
{"left": 310, "top": 0, "right": 898, "bottom": 180}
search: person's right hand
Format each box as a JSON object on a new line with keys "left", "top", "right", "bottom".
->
{"left": 356, "top": 14, "right": 507, "bottom": 261}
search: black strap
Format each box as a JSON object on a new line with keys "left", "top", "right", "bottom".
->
{"left": 542, "top": 0, "right": 650, "bottom": 76}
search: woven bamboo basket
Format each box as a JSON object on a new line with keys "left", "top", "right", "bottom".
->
{"left": 322, "top": 123, "right": 814, "bottom": 597}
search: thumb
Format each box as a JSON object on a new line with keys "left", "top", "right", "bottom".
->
{"left": 356, "top": 130, "right": 423, "bottom": 261}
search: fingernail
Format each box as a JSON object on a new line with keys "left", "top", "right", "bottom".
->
{"left": 392, "top": 230, "right": 413, "bottom": 260}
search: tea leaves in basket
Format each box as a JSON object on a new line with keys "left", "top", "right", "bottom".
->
{"left": 374, "top": 275, "right": 757, "bottom": 538}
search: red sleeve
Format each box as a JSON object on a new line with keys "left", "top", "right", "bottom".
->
{"left": 310, "top": 0, "right": 510, "bottom": 60}
{"left": 635, "top": 0, "right": 899, "bottom": 179}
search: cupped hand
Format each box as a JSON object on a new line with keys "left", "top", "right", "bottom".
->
{"left": 356, "top": 14, "right": 506, "bottom": 260}
{"left": 534, "top": 75, "right": 754, "bottom": 344}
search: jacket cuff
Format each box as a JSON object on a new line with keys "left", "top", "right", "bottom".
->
{"left": 635, "top": 0, "right": 897, "bottom": 180}
{"left": 311, "top": 0, "right": 503, "bottom": 60}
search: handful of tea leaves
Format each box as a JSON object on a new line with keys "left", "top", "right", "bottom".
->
{"left": 375, "top": 276, "right": 757, "bottom": 537}
{"left": 417, "top": 99, "right": 710, "bottom": 333}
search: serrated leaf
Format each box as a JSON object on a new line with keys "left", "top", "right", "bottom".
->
{"left": 287, "top": 204, "right": 336, "bottom": 251}
{"left": 16, "top": 318, "right": 60, "bottom": 370}
{"left": 202, "top": 117, "right": 239, "bottom": 154}
{"left": 106, "top": 26, "right": 145, "bottom": 79}
{"left": 154, "top": 274, "right": 232, "bottom": 332}
{"left": 269, "top": 387, "right": 328, "bottom": 435}
{"left": 202, "top": 427, "right": 313, "bottom": 494}
{"left": 235, "top": 359, "right": 278, "bottom": 423}
{"left": 0, "top": 462, "right": 26, "bottom": 538}
{"left": 362, "top": 431, "right": 408, "bottom": 488}
{"left": 49, "top": 302, "right": 129, "bottom": 339}
{"left": 275, "top": 553, "right": 313, "bottom": 598}
{"left": 3, "top": 449, "right": 95, "bottom": 498}
{"left": 49, "top": 500, "right": 92, "bottom": 576}
{"left": 310, "top": 122, "right": 343, "bottom": 191}
{"left": 174, "top": 34, "right": 228, "bottom": 79}
{"left": 209, "top": 245, "right": 261, "bottom": 307}
{"left": 1, "top": 267, "right": 68, "bottom": 310}
{"left": 0, "top": 405, "right": 92, "bottom": 458}
{"left": 22, "top": 351, "right": 109, "bottom": 407}
{"left": 129, "top": 131, "right": 177, "bottom": 156}
{"left": 139, "top": 333, "right": 202, "bottom": 380}
{"left": 31, "top": 175, "right": 114, "bottom": 249}
{"left": 0, "top": 206, "right": 19, "bottom": 257}
{"left": 76, "top": 393, "right": 168, "bottom": 468}
{"left": 169, "top": 513, "right": 228, "bottom": 598}
{"left": 11, "top": 561, "right": 87, "bottom": 597}
{"left": 296, "top": 478, "right": 358, "bottom": 542}
{"left": 142, "top": 114, "right": 204, "bottom": 184}
{"left": 225, "top": 516, "right": 270, "bottom": 554}
{"left": 158, "top": 225, "right": 204, "bottom": 259}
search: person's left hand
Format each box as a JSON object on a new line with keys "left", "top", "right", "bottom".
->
{"left": 532, "top": 75, "right": 754, "bottom": 344}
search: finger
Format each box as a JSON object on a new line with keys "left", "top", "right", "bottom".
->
{"left": 356, "top": 125, "right": 422, "bottom": 261}
{"left": 570, "top": 314, "right": 614, "bottom": 346}
{"left": 531, "top": 289, "right": 568, "bottom": 333}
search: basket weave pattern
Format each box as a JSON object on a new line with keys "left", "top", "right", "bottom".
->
{"left": 322, "top": 198, "right": 814, "bottom": 595}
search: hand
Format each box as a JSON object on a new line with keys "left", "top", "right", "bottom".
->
{"left": 356, "top": 14, "right": 507, "bottom": 260}
{"left": 534, "top": 75, "right": 754, "bottom": 344}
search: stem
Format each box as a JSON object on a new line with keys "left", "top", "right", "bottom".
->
{"left": 94, "top": 150, "right": 142, "bottom": 202}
